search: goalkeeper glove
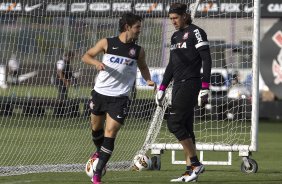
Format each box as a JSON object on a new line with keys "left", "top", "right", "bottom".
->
{"left": 155, "top": 85, "right": 166, "bottom": 107}
{"left": 198, "top": 82, "right": 211, "bottom": 107}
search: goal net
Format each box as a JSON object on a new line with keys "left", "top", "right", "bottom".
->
{"left": 144, "top": 0, "right": 259, "bottom": 165}
{"left": 0, "top": 0, "right": 259, "bottom": 176}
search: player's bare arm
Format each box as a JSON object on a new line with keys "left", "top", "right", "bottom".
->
{"left": 82, "top": 38, "right": 108, "bottom": 71}
{"left": 137, "top": 47, "right": 155, "bottom": 87}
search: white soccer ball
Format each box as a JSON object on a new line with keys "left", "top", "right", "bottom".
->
{"left": 132, "top": 154, "right": 152, "bottom": 171}
{"left": 85, "top": 157, "right": 106, "bottom": 178}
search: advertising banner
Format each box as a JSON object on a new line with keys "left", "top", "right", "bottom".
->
{"left": 0, "top": 0, "right": 281, "bottom": 18}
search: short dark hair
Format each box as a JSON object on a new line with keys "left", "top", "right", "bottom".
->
{"left": 169, "top": 3, "right": 187, "bottom": 15}
{"left": 169, "top": 3, "right": 192, "bottom": 25}
{"left": 118, "top": 13, "right": 143, "bottom": 33}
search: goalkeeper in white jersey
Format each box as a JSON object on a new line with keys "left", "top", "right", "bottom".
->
{"left": 155, "top": 3, "right": 212, "bottom": 182}
{"left": 82, "top": 13, "right": 155, "bottom": 184}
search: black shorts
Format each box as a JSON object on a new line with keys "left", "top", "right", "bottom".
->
{"left": 168, "top": 79, "right": 201, "bottom": 130}
{"left": 89, "top": 90, "right": 129, "bottom": 124}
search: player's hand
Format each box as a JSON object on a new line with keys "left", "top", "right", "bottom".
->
{"left": 95, "top": 62, "right": 106, "bottom": 71}
{"left": 146, "top": 80, "right": 156, "bottom": 91}
{"left": 155, "top": 90, "right": 165, "bottom": 107}
{"left": 198, "top": 89, "right": 211, "bottom": 107}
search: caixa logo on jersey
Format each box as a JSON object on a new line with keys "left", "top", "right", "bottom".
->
{"left": 261, "top": 21, "right": 282, "bottom": 99}
{"left": 170, "top": 42, "right": 187, "bottom": 50}
{"left": 109, "top": 56, "right": 134, "bottom": 66}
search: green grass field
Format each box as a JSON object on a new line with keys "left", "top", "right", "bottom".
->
{"left": 0, "top": 86, "right": 155, "bottom": 99}
{"left": 1, "top": 120, "right": 282, "bottom": 184}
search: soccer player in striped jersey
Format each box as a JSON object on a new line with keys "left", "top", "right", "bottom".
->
{"left": 82, "top": 13, "right": 155, "bottom": 184}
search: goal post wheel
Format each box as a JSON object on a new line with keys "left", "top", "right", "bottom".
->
{"left": 150, "top": 155, "right": 161, "bottom": 171}
{"left": 240, "top": 157, "right": 258, "bottom": 173}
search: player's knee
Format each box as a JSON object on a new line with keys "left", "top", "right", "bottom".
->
{"left": 91, "top": 121, "right": 103, "bottom": 131}
{"left": 167, "top": 120, "right": 188, "bottom": 141}
{"left": 104, "top": 129, "right": 117, "bottom": 137}
{"left": 104, "top": 124, "right": 120, "bottom": 138}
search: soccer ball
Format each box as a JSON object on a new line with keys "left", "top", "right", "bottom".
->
{"left": 85, "top": 157, "right": 106, "bottom": 178}
{"left": 132, "top": 154, "right": 152, "bottom": 171}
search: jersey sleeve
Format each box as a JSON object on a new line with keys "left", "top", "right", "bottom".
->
{"left": 160, "top": 56, "right": 173, "bottom": 88}
{"left": 199, "top": 49, "right": 212, "bottom": 84}
{"left": 192, "top": 28, "right": 209, "bottom": 51}
{"left": 193, "top": 28, "right": 212, "bottom": 85}
{"left": 159, "top": 34, "right": 175, "bottom": 88}
{"left": 57, "top": 60, "right": 65, "bottom": 70}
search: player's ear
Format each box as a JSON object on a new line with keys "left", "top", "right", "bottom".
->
{"left": 125, "top": 24, "right": 130, "bottom": 31}
{"left": 183, "top": 13, "right": 187, "bottom": 20}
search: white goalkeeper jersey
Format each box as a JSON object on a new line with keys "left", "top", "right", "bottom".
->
{"left": 94, "top": 36, "right": 141, "bottom": 97}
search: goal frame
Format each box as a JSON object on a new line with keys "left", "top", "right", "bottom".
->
{"left": 0, "top": 0, "right": 261, "bottom": 176}
{"left": 148, "top": 0, "right": 261, "bottom": 166}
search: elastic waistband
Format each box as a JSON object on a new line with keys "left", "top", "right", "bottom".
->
{"left": 93, "top": 90, "right": 128, "bottom": 99}
{"left": 174, "top": 77, "right": 201, "bottom": 84}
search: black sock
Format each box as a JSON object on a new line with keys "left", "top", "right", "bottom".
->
{"left": 96, "top": 137, "right": 115, "bottom": 175}
{"left": 92, "top": 129, "right": 104, "bottom": 151}
{"left": 186, "top": 165, "right": 191, "bottom": 171}
{"left": 190, "top": 156, "right": 201, "bottom": 166}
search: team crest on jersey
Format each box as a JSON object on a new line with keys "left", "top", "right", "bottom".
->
{"left": 129, "top": 48, "right": 136, "bottom": 57}
{"left": 183, "top": 32, "right": 189, "bottom": 40}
